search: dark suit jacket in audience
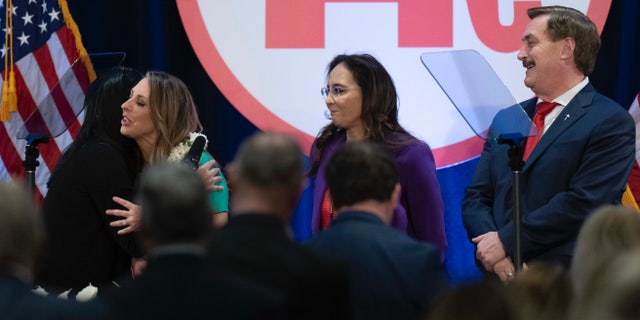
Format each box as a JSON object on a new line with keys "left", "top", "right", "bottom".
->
{"left": 306, "top": 211, "right": 450, "bottom": 320}
{"left": 0, "top": 270, "right": 104, "bottom": 319}
{"left": 104, "top": 245, "right": 284, "bottom": 320}
{"left": 207, "top": 214, "right": 351, "bottom": 320}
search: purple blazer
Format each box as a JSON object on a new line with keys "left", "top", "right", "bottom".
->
{"left": 310, "top": 132, "right": 447, "bottom": 256}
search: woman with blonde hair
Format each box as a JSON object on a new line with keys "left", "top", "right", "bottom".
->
{"left": 108, "top": 71, "right": 228, "bottom": 231}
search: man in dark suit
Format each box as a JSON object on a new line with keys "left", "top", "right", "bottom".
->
{"left": 105, "top": 162, "right": 283, "bottom": 319}
{"left": 463, "top": 5, "right": 635, "bottom": 281}
{"left": 306, "top": 141, "right": 449, "bottom": 320}
{"left": 0, "top": 182, "right": 103, "bottom": 319}
{"left": 207, "top": 132, "right": 350, "bottom": 319}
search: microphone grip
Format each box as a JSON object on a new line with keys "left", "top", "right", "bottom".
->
{"left": 181, "top": 136, "right": 207, "bottom": 170}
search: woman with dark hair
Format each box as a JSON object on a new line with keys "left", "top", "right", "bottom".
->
{"left": 310, "top": 53, "right": 446, "bottom": 255}
{"left": 35, "top": 66, "right": 145, "bottom": 297}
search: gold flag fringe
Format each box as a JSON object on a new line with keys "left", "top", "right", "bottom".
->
{"left": 58, "top": 0, "right": 96, "bottom": 83}
{"left": 0, "top": 0, "right": 14, "bottom": 121}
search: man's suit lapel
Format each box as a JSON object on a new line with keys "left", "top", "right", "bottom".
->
{"left": 522, "top": 84, "right": 596, "bottom": 171}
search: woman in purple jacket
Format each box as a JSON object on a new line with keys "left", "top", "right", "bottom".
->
{"left": 309, "top": 53, "right": 447, "bottom": 256}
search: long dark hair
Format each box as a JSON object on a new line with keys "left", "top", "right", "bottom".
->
{"left": 49, "top": 66, "right": 144, "bottom": 182}
{"left": 309, "top": 53, "right": 416, "bottom": 176}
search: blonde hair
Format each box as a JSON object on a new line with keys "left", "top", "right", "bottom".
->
{"left": 145, "top": 71, "right": 202, "bottom": 163}
{"left": 508, "top": 262, "right": 572, "bottom": 320}
{"left": 570, "top": 249, "right": 640, "bottom": 320}
{"left": 571, "top": 205, "right": 640, "bottom": 297}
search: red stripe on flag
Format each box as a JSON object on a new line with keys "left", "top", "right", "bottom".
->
{"left": 33, "top": 44, "right": 82, "bottom": 138}
{"left": 56, "top": 28, "right": 89, "bottom": 93}
{"left": 74, "top": 61, "right": 90, "bottom": 93}
{"left": 0, "top": 122, "right": 43, "bottom": 201}
{"left": 67, "top": 120, "right": 81, "bottom": 139}
{"left": 0, "top": 122, "right": 43, "bottom": 200}
{"left": 56, "top": 28, "right": 79, "bottom": 64}
{"left": 67, "top": 58, "right": 90, "bottom": 138}
{"left": 13, "top": 68, "right": 52, "bottom": 137}
{"left": 33, "top": 45, "right": 62, "bottom": 90}
{"left": 53, "top": 28, "right": 91, "bottom": 88}
{"left": 12, "top": 69, "right": 38, "bottom": 123}
{"left": 0, "top": 122, "right": 25, "bottom": 181}
{"left": 66, "top": 61, "right": 89, "bottom": 139}
{"left": 50, "top": 84, "right": 79, "bottom": 135}
{"left": 13, "top": 69, "right": 63, "bottom": 172}
{"left": 0, "top": 122, "right": 45, "bottom": 202}
{"left": 38, "top": 142, "right": 63, "bottom": 173}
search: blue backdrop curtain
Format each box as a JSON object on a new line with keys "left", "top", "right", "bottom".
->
{"left": 591, "top": 0, "right": 640, "bottom": 108}
{"left": 67, "top": 0, "right": 640, "bottom": 284}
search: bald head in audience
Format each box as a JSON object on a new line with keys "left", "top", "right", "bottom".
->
{"left": 137, "top": 161, "right": 213, "bottom": 250}
{"left": 208, "top": 132, "right": 351, "bottom": 319}
{"left": 227, "top": 132, "right": 306, "bottom": 220}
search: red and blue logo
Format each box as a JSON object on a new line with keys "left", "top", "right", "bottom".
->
{"left": 177, "top": 0, "right": 610, "bottom": 168}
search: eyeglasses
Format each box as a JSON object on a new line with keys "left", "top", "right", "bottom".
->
{"left": 321, "top": 86, "right": 358, "bottom": 99}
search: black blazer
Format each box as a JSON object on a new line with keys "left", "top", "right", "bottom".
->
{"left": 35, "top": 141, "right": 141, "bottom": 293}
{"left": 0, "top": 271, "right": 104, "bottom": 319}
{"left": 306, "top": 211, "right": 449, "bottom": 320}
{"left": 104, "top": 249, "right": 285, "bottom": 319}
{"left": 207, "top": 214, "right": 351, "bottom": 320}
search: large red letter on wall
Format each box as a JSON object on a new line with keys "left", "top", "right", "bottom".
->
{"left": 266, "top": 0, "right": 453, "bottom": 48}
{"left": 468, "top": 0, "right": 541, "bottom": 53}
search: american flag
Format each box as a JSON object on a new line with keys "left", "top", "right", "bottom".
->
{"left": 0, "top": 0, "right": 94, "bottom": 201}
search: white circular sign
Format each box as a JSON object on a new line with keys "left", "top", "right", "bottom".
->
{"left": 177, "top": 0, "right": 610, "bottom": 167}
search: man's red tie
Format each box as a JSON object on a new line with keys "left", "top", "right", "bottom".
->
{"left": 523, "top": 101, "right": 559, "bottom": 161}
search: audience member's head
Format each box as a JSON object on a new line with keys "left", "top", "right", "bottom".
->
{"left": 570, "top": 248, "right": 640, "bottom": 320}
{"left": 227, "top": 132, "right": 306, "bottom": 219}
{"left": 0, "top": 182, "right": 106, "bottom": 320}
{"left": 425, "top": 279, "right": 519, "bottom": 320}
{"left": 325, "top": 141, "right": 400, "bottom": 223}
{"left": 136, "top": 161, "right": 212, "bottom": 250}
{"left": 0, "top": 182, "right": 43, "bottom": 279}
{"left": 571, "top": 205, "right": 640, "bottom": 297}
{"left": 507, "top": 262, "right": 572, "bottom": 320}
